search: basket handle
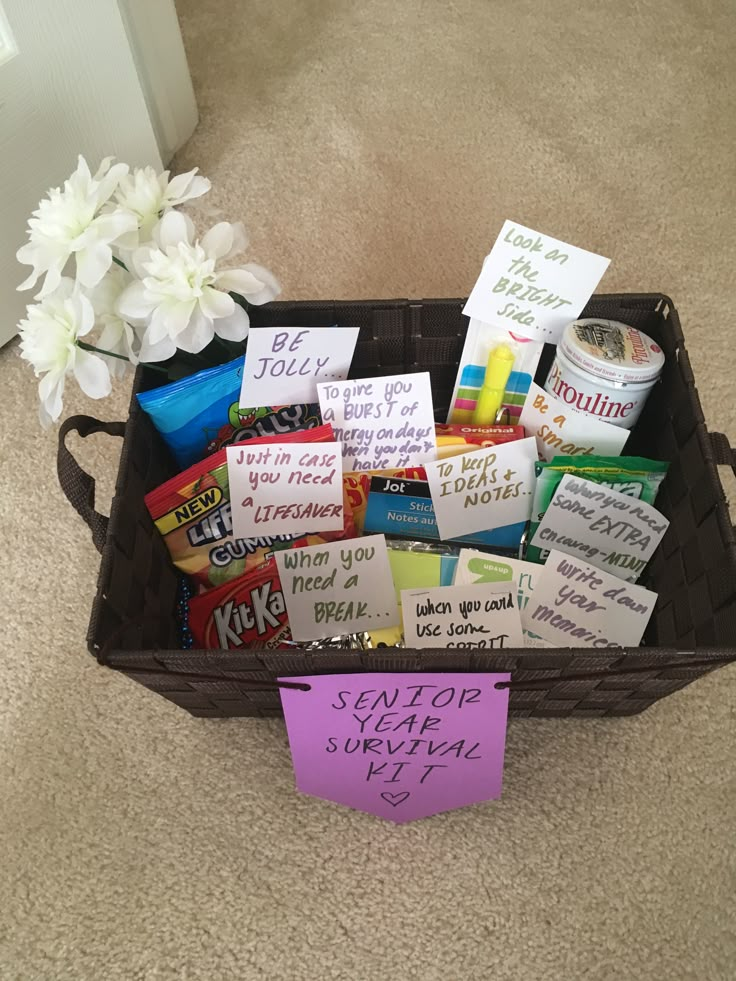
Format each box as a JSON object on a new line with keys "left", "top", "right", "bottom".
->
{"left": 57, "top": 415, "right": 126, "bottom": 554}
{"left": 710, "top": 431, "right": 736, "bottom": 474}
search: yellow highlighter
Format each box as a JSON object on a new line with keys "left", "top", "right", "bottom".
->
{"left": 472, "top": 344, "right": 515, "bottom": 425}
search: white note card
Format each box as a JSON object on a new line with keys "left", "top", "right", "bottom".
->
{"left": 463, "top": 220, "right": 610, "bottom": 343}
{"left": 240, "top": 327, "right": 359, "bottom": 407}
{"left": 424, "top": 436, "right": 537, "bottom": 541}
{"left": 454, "top": 548, "right": 544, "bottom": 645}
{"left": 227, "top": 441, "right": 344, "bottom": 538}
{"left": 402, "top": 582, "right": 524, "bottom": 650}
{"left": 522, "top": 549, "right": 657, "bottom": 649}
{"left": 275, "top": 535, "right": 400, "bottom": 641}
{"left": 317, "top": 372, "right": 437, "bottom": 471}
{"left": 530, "top": 474, "right": 669, "bottom": 582}
{"left": 520, "top": 382, "right": 629, "bottom": 462}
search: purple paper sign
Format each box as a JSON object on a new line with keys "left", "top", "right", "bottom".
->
{"left": 278, "top": 673, "right": 511, "bottom": 823}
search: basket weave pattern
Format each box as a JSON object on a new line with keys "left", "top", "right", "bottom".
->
{"left": 68, "top": 294, "right": 736, "bottom": 718}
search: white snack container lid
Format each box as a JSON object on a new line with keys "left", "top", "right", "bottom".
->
{"left": 559, "top": 319, "right": 665, "bottom": 385}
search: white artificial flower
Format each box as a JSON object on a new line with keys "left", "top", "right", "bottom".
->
{"left": 88, "top": 264, "right": 139, "bottom": 378}
{"left": 113, "top": 166, "right": 211, "bottom": 249}
{"left": 117, "top": 211, "right": 281, "bottom": 362}
{"left": 17, "top": 156, "right": 136, "bottom": 298}
{"left": 18, "top": 278, "right": 112, "bottom": 428}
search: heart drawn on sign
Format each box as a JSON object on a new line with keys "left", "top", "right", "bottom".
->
{"left": 381, "top": 792, "right": 410, "bottom": 807}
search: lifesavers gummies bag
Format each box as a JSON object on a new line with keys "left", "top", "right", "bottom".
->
{"left": 137, "top": 354, "right": 321, "bottom": 468}
{"left": 146, "top": 425, "right": 355, "bottom": 589}
{"left": 188, "top": 560, "right": 292, "bottom": 650}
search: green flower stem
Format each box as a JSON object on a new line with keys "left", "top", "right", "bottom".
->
{"left": 78, "top": 339, "right": 129, "bottom": 362}
{"left": 77, "top": 340, "right": 168, "bottom": 375}
{"left": 111, "top": 255, "right": 128, "bottom": 270}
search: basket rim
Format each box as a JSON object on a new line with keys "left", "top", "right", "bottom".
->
{"left": 89, "top": 292, "right": 736, "bottom": 670}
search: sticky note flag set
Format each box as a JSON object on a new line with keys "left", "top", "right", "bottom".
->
{"left": 135, "top": 223, "right": 673, "bottom": 820}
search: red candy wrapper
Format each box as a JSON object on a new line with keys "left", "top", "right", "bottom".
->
{"left": 146, "top": 424, "right": 355, "bottom": 590}
{"left": 189, "top": 561, "right": 291, "bottom": 649}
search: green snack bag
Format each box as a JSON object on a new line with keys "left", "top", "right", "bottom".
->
{"left": 526, "top": 455, "right": 669, "bottom": 564}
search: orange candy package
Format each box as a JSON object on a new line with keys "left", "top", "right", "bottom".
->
{"left": 146, "top": 425, "right": 355, "bottom": 590}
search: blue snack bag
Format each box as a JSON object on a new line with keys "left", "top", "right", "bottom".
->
{"left": 137, "top": 355, "right": 320, "bottom": 467}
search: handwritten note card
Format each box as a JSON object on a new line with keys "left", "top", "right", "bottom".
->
{"left": 279, "top": 672, "right": 511, "bottom": 823}
{"left": 522, "top": 548, "right": 657, "bottom": 648}
{"left": 463, "top": 220, "right": 610, "bottom": 343}
{"left": 227, "top": 441, "right": 344, "bottom": 538}
{"left": 402, "top": 582, "right": 524, "bottom": 650}
{"left": 275, "top": 535, "right": 400, "bottom": 641}
{"left": 520, "top": 382, "right": 629, "bottom": 462}
{"left": 240, "top": 327, "right": 359, "bottom": 406}
{"left": 317, "top": 373, "right": 437, "bottom": 471}
{"left": 454, "top": 549, "right": 546, "bottom": 646}
{"left": 424, "top": 436, "right": 537, "bottom": 541}
{"left": 531, "top": 474, "right": 669, "bottom": 582}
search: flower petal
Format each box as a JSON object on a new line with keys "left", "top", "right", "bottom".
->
{"left": 70, "top": 155, "right": 92, "bottom": 189}
{"left": 92, "top": 210, "right": 138, "bottom": 243}
{"left": 100, "top": 349, "right": 129, "bottom": 380}
{"left": 16, "top": 241, "right": 50, "bottom": 292}
{"left": 38, "top": 369, "right": 66, "bottom": 426}
{"left": 139, "top": 330, "right": 177, "bottom": 363}
{"left": 215, "top": 268, "right": 264, "bottom": 295}
{"left": 75, "top": 291, "right": 96, "bottom": 338}
{"left": 175, "top": 306, "right": 215, "bottom": 353}
{"left": 166, "top": 169, "right": 211, "bottom": 204}
{"left": 154, "top": 210, "right": 195, "bottom": 250}
{"left": 114, "top": 229, "right": 140, "bottom": 252}
{"left": 96, "top": 161, "right": 130, "bottom": 204}
{"left": 76, "top": 243, "right": 113, "bottom": 288}
{"left": 97, "top": 319, "right": 137, "bottom": 376}
{"left": 147, "top": 304, "right": 173, "bottom": 345}
{"left": 213, "top": 303, "right": 250, "bottom": 342}
{"left": 163, "top": 299, "right": 196, "bottom": 337}
{"left": 221, "top": 262, "right": 281, "bottom": 305}
{"left": 163, "top": 170, "right": 193, "bottom": 199}
{"left": 201, "top": 222, "right": 234, "bottom": 260}
{"left": 17, "top": 263, "right": 42, "bottom": 292}
{"left": 35, "top": 259, "right": 66, "bottom": 299}
{"left": 227, "top": 221, "right": 249, "bottom": 259}
{"left": 199, "top": 287, "right": 234, "bottom": 320}
{"left": 98, "top": 318, "right": 139, "bottom": 361}
{"left": 93, "top": 156, "right": 113, "bottom": 180}
{"left": 38, "top": 399, "right": 55, "bottom": 429}
{"left": 73, "top": 348, "right": 112, "bottom": 400}
{"left": 127, "top": 245, "right": 153, "bottom": 280}
{"left": 117, "top": 281, "right": 157, "bottom": 320}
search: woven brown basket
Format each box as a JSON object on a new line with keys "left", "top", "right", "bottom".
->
{"left": 57, "top": 294, "right": 736, "bottom": 718}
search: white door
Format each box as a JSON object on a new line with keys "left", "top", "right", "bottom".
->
{"left": 0, "top": 0, "right": 191, "bottom": 347}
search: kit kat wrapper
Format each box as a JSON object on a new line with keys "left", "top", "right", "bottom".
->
{"left": 188, "top": 560, "right": 291, "bottom": 650}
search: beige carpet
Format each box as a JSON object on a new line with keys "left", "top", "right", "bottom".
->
{"left": 2, "top": 0, "right": 735, "bottom": 977}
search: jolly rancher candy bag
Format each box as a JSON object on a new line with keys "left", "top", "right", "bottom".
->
{"left": 145, "top": 424, "right": 355, "bottom": 589}
{"left": 137, "top": 354, "right": 321, "bottom": 468}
